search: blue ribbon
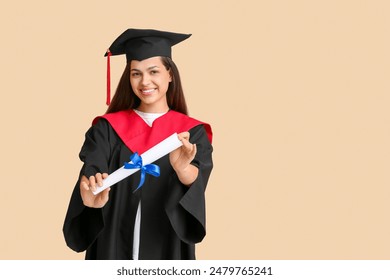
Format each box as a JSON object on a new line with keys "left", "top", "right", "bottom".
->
{"left": 124, "top": 152, "right": 160, "bottom": 192}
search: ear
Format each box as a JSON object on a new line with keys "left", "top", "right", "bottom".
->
{"left": 169, "top": 70, "right": 173, "bottom": 82}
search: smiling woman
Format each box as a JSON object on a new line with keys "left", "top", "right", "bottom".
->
{"left": 62, "top": 29, "right": 213, "bottom": 260}
{"left": 106, "top": 56, "right": 188, "bottom": 116}
{"left": 129, "top": 57, "right": 172, "bottom": 113}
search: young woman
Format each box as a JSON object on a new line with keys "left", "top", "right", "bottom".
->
{"left": 63, "top": 29, "right": 213, "bottom": 260}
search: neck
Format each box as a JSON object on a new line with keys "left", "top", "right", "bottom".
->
{"left": 136, "top": 104, "right": 169, "bottom": 114}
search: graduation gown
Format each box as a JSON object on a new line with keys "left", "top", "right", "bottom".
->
{"left": 63, "top": 110, "right": 213, "bottom": 260}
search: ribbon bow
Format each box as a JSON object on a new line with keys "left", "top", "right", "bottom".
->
{"left": 124, "top": 152, "right": 160, "bottom": 192}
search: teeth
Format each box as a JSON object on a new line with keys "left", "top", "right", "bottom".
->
{"left": 142, "top": 89, "right": 155, "bottom": 93}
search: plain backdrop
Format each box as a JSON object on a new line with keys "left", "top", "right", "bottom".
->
{"left": 0, "top": 0, "right": 389, "bottom": 259}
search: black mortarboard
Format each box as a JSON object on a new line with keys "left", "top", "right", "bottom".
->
{"left": 104, "top": 28, "right": 191, "bottom": 105}
{"left": 105, "top": 28, "right": 191, "bottom": 62}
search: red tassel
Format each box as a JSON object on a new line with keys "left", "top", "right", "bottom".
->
{"left": 106, "top": 50, "right": 112, "bottom": 106}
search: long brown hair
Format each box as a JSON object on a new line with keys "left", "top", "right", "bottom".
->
{"left": 106, "top": 57, "right": 188, "bottom": 115}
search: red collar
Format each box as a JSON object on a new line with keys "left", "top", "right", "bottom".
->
{"left": 93, "top": 110, "right": 212, "bottom": 154}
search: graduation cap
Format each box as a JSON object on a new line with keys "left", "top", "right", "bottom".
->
{"left": 104, "top": 29, "right": 191, "bottom": 105}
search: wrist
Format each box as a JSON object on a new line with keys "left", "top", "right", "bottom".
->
{"left": 175, "top": 164, "right": 199, "bottom": 186}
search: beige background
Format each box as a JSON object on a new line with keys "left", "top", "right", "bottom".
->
{"left": 0, "top": 0, "right": 389, "bottom": 259}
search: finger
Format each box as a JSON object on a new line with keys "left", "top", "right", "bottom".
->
{"left": 191, "top": 144, "right": 197, "bottom": 157}
{"left": 181, "top": 138, "right": 194, "bottom": 153}
{"left": 95, "top": 173, "right": 103, "bottom": 187}
{"left": 102, "top": 173, "right": 109, "bottom": 179}
{"left": 80, "top": 179, "right": 90, "bottom": 191}
{"left": 185, "top": 143, "right": 196, "bottom": 159}
{"left": 178, "top": 132, "right": 191, "bottom": 145}
{"left": 178, "top": 132, "right": 190, "bottom": 141}
{"left": 89, "top": 175, "right": 96, "bottom": 191}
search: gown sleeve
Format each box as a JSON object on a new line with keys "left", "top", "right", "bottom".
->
{"left": 62, "top": 119, "right": 112, "bottom": 252}
{"left": 165, "top": 125, "right": 213, "bottom": 244}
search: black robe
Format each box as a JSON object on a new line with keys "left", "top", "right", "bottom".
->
{"left": 63, "top": 110, "right": 213, "bottom": 260}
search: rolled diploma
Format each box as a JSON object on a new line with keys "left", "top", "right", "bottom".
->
{"left": 92, "top": 133, "right": 183, "bottom": 195}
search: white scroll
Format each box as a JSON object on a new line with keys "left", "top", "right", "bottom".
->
{"left": 92, "top": 133, "right": 183, "bottom": 195}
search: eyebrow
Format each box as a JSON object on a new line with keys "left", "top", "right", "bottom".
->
{"left": 130, "top": 65, "right": 159, "bottom": 72}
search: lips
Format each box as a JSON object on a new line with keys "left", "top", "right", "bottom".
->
{"left": 140, "top": 88, "right": 156, "bottom": 96}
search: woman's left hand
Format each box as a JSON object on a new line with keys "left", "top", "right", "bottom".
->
{"left": 170, "top": 132, "right": 196, "bottom": 170}
{"left": 169, "top": 132, "right": 199, "bottom": 186}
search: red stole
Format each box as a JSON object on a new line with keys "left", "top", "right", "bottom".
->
{"left": 93, "top": 110, "right": 212, "bottom": 154}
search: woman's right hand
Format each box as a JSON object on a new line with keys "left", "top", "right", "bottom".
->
{"left": 80, "top": 173, "right": 110, "bottom": 208}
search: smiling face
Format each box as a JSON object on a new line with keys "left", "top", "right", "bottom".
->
{"left": 130, "top": 56, "right": 172, "bottom": 113}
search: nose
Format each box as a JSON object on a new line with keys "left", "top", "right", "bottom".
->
{"left": 141, "top": 73, "right": 151, "bottom": 86}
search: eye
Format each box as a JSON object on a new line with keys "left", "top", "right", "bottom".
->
{"left": 150, "top": 70, "right": 159, "bottom": 75}
{"left": 131, "top": 72, "right": 141, "bottom": 77}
